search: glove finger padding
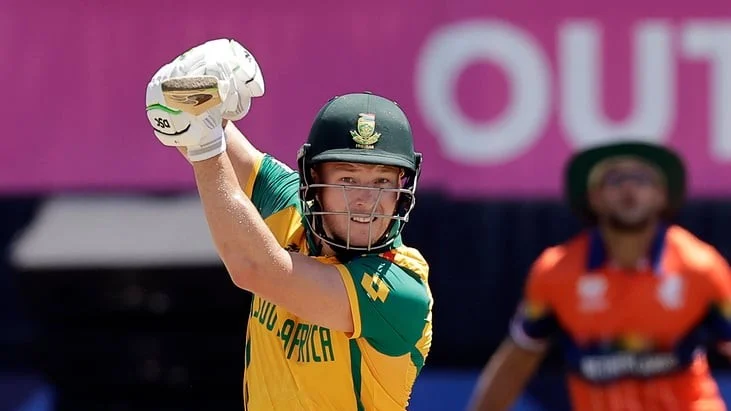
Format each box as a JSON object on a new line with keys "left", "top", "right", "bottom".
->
{"left": 148, "top": 38, "right": 265, "bottom": 122}
{"left": 222, "top": 40, "right": 265, "bottom": 121}
{"left": 166, "top": 38, "right": 264, "bottom": 121}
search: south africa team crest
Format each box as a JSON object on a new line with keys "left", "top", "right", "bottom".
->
{"left": 350, "top": 113, "right": 381, "bottom": 149}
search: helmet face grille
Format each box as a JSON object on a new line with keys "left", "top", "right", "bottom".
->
{"left": 299, "top": 184, "right": 416, "bottom": 252}
{"left": 297, "top": 146, "right": 422, "bottom": 254}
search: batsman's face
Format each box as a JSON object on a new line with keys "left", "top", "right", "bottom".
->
{"left": 589, "top": 159, "right": 667, "bottom": 231}
{"left": 314, "top": 162, "right": 402, "bottom": 248}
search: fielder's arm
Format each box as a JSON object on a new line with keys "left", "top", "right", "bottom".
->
{"left": 698, "top": 250, "right": 731, "bottom": 358}
{"left": 191, "top": 153, "right": 354, "bottom": 333}
{"left": 469, "top": 248, "right": 563, "bottom": 411}
{"left": 467, "top": 338, "right": 546, "bottom": 411}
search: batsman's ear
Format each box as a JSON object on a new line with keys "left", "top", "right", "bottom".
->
{"left": 310, "top": 165, "right": 321, "bottom": 183}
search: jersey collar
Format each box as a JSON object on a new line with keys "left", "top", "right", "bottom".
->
{"left": 586, "top": 224, "right": 668, "bottom": 274}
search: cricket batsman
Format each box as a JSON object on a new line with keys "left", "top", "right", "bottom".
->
{"left": 468, "top": 141, "right": 731, "bottom": 410}
{"left": 144, "top": 39, "right": 433, "bottom": 411}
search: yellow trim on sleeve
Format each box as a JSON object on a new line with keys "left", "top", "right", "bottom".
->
{"left": 244, "top": 153, "right": 266, "bottom": 198}
{"left": 335, "top": 264, "right": 362, "bottom": 339}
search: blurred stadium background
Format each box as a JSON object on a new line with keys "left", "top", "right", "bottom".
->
{"left": 5, "top": 0, "right": 731, "bottom": 410}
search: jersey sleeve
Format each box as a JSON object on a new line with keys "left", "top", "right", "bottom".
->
{"left": 509, "top": 248, "right": 561, "bottom": 352}
{"left": 334, "top": 254, "right": 431, "bottom": 357}
{"left": 699, "top": 252, "right": 731, "bottom": 351}
{"left": 244, "top": 154, "right": 300, "bottom": 220}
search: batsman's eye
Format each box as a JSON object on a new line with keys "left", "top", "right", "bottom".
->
{"left": 602, "top": 171, "right": 656, "bottom": 187}
{"left": 339, "top": 177, "right": 356, "bottom": 184}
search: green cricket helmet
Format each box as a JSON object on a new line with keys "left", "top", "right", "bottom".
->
{"left": 297, "top": 92, "right": 422, "bottom": 254}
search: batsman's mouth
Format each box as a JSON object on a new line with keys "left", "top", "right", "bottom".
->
{"left": 351, "top": 216, "right": 376, "bottom": 223}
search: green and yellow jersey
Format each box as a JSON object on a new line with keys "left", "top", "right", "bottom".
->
{"left": 240, "top": 154, "right": 433, "bottom": 411}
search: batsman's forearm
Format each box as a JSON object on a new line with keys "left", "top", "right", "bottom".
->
{"left": 223, "top": 121, "right": 262, "bottom": 193}
{"left": 192, "top": 154, "right": 289, "bottom": 288}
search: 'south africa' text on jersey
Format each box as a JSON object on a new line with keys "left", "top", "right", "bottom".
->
{"left": 251, "top": 297, "right": 335, "bottom": 363}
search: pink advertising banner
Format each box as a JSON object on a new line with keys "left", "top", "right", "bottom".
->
{"left": 4, "top": 0, "right": 731, "bottom": 196}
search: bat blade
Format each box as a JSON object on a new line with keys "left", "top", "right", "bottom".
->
{"left": 161, "top": 76, "right": 222, "bottom": 116}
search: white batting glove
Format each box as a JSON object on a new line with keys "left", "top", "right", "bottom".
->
{"left": 145, "top": 39, "right": 265, "bottom": 162}
{"left": 146, "top": 77, "right": 226, "bottom": 162}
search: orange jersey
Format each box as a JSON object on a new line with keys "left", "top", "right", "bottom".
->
{"left": 511, "top": 225, "right": 731, "bottom": 411}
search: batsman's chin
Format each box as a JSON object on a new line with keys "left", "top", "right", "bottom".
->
{"left": 346, "top": 223, "right": 388, "bottom": 245}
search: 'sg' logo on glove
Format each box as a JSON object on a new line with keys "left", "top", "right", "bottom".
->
{"left": 155, "top": 118, "right": 171, "bottom": 129}
{"left": 146, "top": 106, "right": 191, "bottom": 137}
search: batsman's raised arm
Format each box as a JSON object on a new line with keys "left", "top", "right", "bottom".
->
{"left": 191, "top": 153, "right": 354, "bottom": 333}
{"left": 144, "top": 39, "right": 353, "bottom": 332}
{"left": 223, "top": 120, "right": 263, "bottom": 192}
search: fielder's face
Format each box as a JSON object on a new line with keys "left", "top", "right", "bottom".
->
{"left": 589, "top": 159, "right": 668, "bottom": 232}
{"left": 314, "top": 162, "right": 402, "bottom": 248}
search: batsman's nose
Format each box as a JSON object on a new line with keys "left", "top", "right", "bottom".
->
{"left": 347, "top": 187, "right": 382, "bottom": 209}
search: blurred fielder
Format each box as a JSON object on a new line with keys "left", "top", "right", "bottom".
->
{"left": 469, "top": 142, "right": 731, "bottom": 410}
{"left": 144, "top": 39, "right": 433, "bottom": 410}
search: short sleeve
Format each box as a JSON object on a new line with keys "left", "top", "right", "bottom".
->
{"left": 699, "top": 253, "right": 731, "bottom": 350}
{"left": 509, "top": 248, "right": 562, "bottom": 352}
{"left": 334, "top": 254, "right": 431, "bottom": 357}
{"left": 245, "top": 154, "right": 300, "bottom": 219}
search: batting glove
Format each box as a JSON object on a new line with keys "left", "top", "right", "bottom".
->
{"left": 145, "top": 39, "right": 265, "bottom": 162}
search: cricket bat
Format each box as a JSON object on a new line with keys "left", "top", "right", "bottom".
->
{"left": 161, "top": 76, "right": 222, "bottom": 116}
